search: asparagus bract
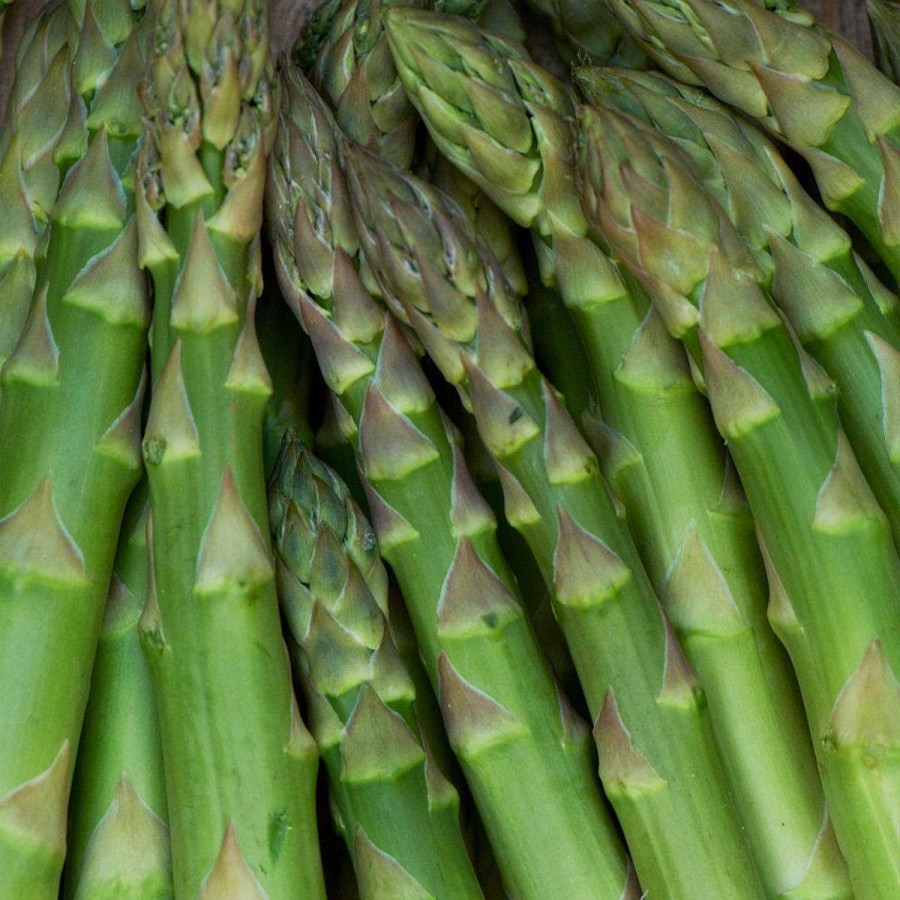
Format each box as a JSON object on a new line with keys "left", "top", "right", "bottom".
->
{"left": 343, "top": 131, "right": 766, "bottom": 898}
{"left": 602, "top": 0, "right": 900, "bottom": 283}
{"left": 0, "top": 5, "right": 149, "bottom": 893}
{"left": 267, "top": 62, "right": 635, "bottom": 900}
{"left": 63, "top": 487, "right": 171, "bottom": 898}
{"left": 137, "top": 2, "right": 326, "bottom": 894}
{"left": 269, "top": 433, "right": 483, "bottom": 899}
{"left": 868, "top": 0, "right": 900, "bottom": 82}
{"left": 575, "top": 65, "right": 900, "bottom": 555}
{"left": 578, "top": 104, "right": 900, "bottom": 899}
{"left": 383, "top": 11, "right": 849, "bottom": 895}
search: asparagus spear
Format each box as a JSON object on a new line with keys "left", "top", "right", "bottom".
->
{"left": 0, "top": 0, "right": 142, "bottom": 368}
{"left": 342, "top": 130, "right": 766, "bottom": 897}
{"left": 63, "top": 486, "right": 171, "bottom": 899}
{"left": 136, "top": 1, "right": 326, "bottom": 894}
{"left": 269, "top": 433, "right": 482, "bottom": 899}
{"left": 578, "top": 103, "right": 900, "bottom": 899}
{"left": 384, "top": 11, "right": 850, "bottom": 895}
{"left": 0, "top": 5, "right": 149, "bottom": 894}
{"left": 0, "top": 1, "right": 72, "bottom": 365}
{"left": 869, "top": 0, "right": 900, "bottom": 82}
{"left": 574, "top": 65, "right": 900, "bottom": 555}
{"left": 602, "top": 0, "right": 900, "bottom": 283}
{"left": 419, "top": 148, "right": 587, "bottom": 708}
{"left": 267, "top": 61, "right": 636, "bottom": 900}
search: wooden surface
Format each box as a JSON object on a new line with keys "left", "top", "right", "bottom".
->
{"left": 0, "top": 0, "right": 876, "bottom": 119}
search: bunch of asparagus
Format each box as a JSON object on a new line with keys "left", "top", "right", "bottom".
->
{"left": 0, "top": 0, "right": 897, "bottom": 898}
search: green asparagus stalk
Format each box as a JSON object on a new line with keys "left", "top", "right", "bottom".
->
{"left": 410, "top": 164, "right": 582, "bottom": 692}
{"left": 575, "top": 65, "right": 900, "bottom": 557}
{"left": 383, "top": 11, "right": 850, "bottom": 894}
{"left": 267, "top": 61, "right": 636, "bottom": 900}
{"left": 869, "top": 0, "right": 900, "bottom": 82}
{"left": 602, "top": 0, "right": 900, "bottom": 283}
{"left": 269, "top": 433, "right": 482, "bottom": 898}
{"left": 63, "top": 486, "right": 171, "bottom": 898}
{"left": 136, "top": 1, "right": 326, "bottom": 894}
{"left": 0, "top": 7, "right": 149, "bottom": 896}
{"left": 342, "top": 129, "right": 766, "bottom": 897}
{"left": 578, "top": 102, "right": 900, "bottom": 899}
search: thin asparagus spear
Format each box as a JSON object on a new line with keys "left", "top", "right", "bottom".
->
{"left": 602, "top": 0, "right": 900, "bottom": 283}
{"left": 419, "top": 153, "right": 581, "bottom": 697}
{"left": 269, "top": 433, "right": 483, "bottom": 899}
{"left": 574, "top": 64, "right": 900, "bottom": 556}
{"left": 383, "top": 10, "right": 849, "bottom": 895}
{"left": 0, "top": 0, "right": 141, "bottom": 368}
{"left": 578, "top": 102, "right": 900, "bottom": 899}
{"left": 267, "top": 61, "right": 636, "bottom": 900}
{"left": 63, "top": 486, "right": 171, "bottom": 899}
{"left": 342, "top": 133, "right": 766, "bottom": 899}
{"left": 136, "top": 1, "right": 326, "bottom": 894}
{"left": 0, "top": 5, "right": 149, "bottom": 893}
{"left": 0, "top": 0, "right": 75, "bottom": 367}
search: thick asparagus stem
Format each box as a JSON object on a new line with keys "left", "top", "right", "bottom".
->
{"left": 342, "top": 130, "right": 766, "bottom": 898}
{"left": 63, "top": 486, "right": 171, "bottom": 898}
{"left": 578, "top": 103, "right": 900, "bottom": 899}
{"left": 136, "top": 1, "right": 326, "bottom": 894}
{"left": 267, "top": 61, "right": 636, "bottom": 900}
{"left": 0, "top": 7, "right": 149, "bottom": 892}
